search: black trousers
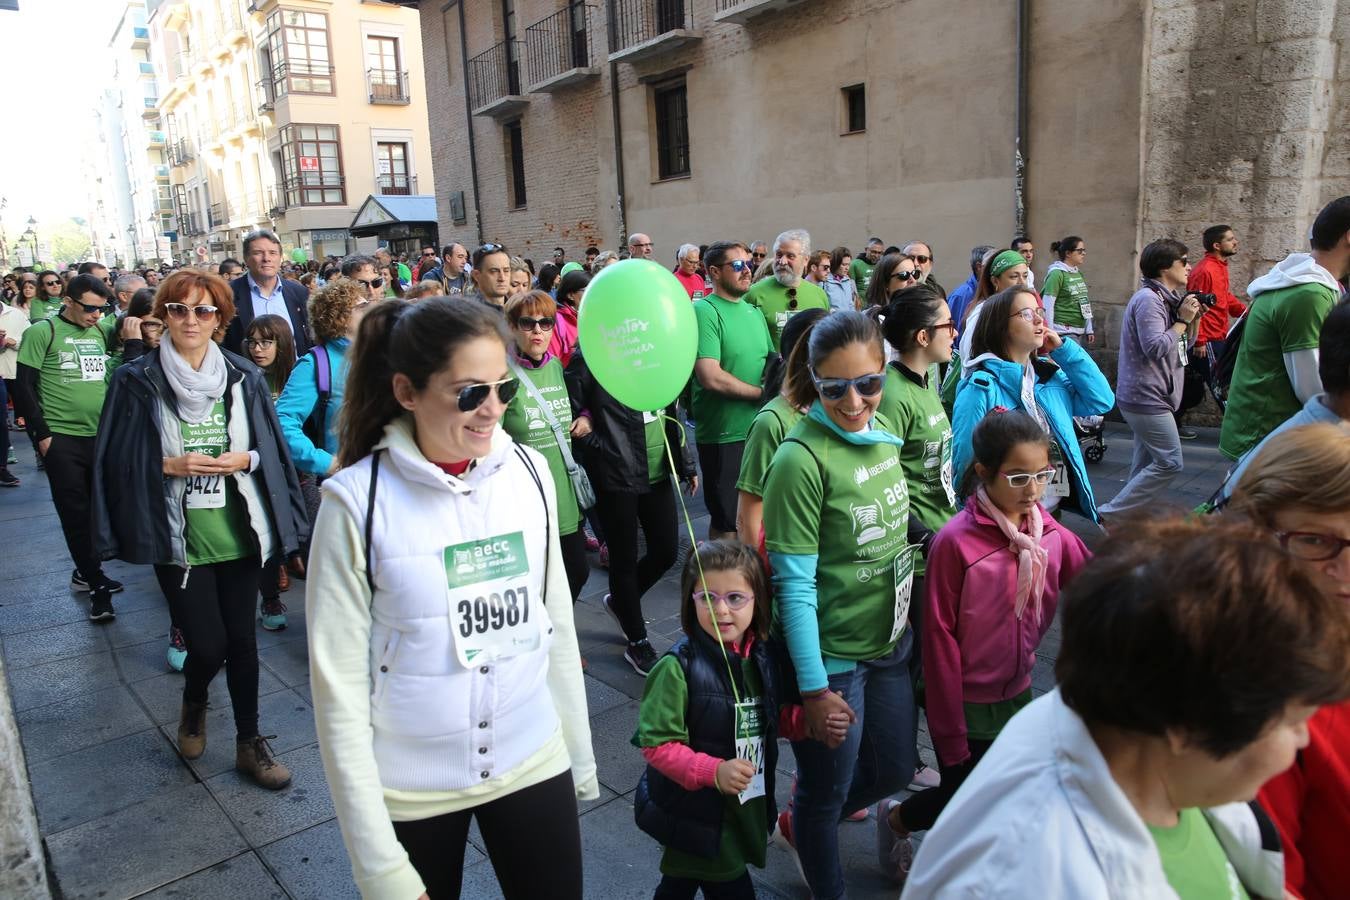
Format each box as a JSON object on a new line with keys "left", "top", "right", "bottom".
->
{"left": 695, "top": 441, "right": 744, "bottom": 535}
{"left": 560, "top": 527, "right": 590, "bottom": 602}
{"left": 0, "top": 377, "right": 10, "bottom": 462}
{"left": 594, "top": 479, "right": 679, "bottom": 643}
{"left": 393, "top": 771, "right": 582, "bottom": 899}
{"left": 896, "top": 737, "right": 993, "bottom": 832}
{"left": 654, "top": 871, "right": 756, "bottom": 899}
{"left": 154, "top": 556, "right": 262, "bottom": 739}
{"left": 43, "top": 433, "right": 104, "bottom": 582}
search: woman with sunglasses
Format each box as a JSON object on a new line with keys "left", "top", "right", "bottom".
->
{"left": 762, "top": 311, "right": 921, "bottom": 899}
{"left": 501, "top": 291, "right": 590, "bottom": 603}
{"left": 92, "top": 269, "right": 306, "bottom": 790}
{"left": 275, "top": 277, "right": 375, "bottom": 625}
{"left": 863, "top": 254, "right": 920, "bottom": 311}
{"left": 1096, "top": 240, "right": 1202, "bottom": 520}
{"left": 30, "top": 270, "right": 66, "bottom": 322}
{"left": 952, "top": 286, "right": 1114, "bottom": 524}
{"left": 306, "top": 297, "right": 596, "bottom": 900}
{"left": 1043, "top": 235, "right": 1094, "bottom": 346}
{"left": 1227, "top": 424, "right": 1350, "bottom": 900}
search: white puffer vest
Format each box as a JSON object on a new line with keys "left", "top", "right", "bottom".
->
{"left": 321, "top": 421, "right": 561, "bottom": 792}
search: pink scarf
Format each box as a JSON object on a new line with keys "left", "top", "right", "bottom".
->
{"left": 975, "top": 486, "right": 1050, "bottom": 624}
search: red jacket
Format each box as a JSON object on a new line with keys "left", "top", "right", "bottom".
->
{"left": 1187, "top": 252, "right": 1247, "bottom": 345}
{"left": 1258, "top": 701, "right": 1350, "bottom": 900}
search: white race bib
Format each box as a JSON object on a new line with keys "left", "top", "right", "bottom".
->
{"left": 184, "top": 473, "right": 226, "bottom": 509}
{"left": 1078, "top": 301, "right": 1092, "bottom": 320}
{"left": 734, "top": 699, "right": 766, "bottom": 804}
{"left": 78, "top": 350, "right": 106, "bottom": 382}
{"left": 444, "top": 532, "right": 541, "bottom": 667}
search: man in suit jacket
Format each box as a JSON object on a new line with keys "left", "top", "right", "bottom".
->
{"left": 223, "top": 228, "right": 313, "bottom": 357}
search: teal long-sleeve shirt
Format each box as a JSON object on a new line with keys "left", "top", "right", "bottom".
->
{"left": 276, "top": 337, "right": 349, "bottom": 476}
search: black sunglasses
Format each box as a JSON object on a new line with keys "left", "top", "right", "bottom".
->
{"left": 73, "top": 300, "right": 111, "bottom": 315}
{"left": 890, "top": 269, "right": 920, "bottom": 282}
{"left": 717, "top": 259, "right": 754, "bottom": 273}
{"left": 355, "top": 277, "right": 385, "bottom": 290}
{"left": 516, "top": 315, "right": 555, "bottom": 332}
{"left": 787, "top": 288, "right": 798, "bottom": 310}
{"left": 812, "top": 371, "right": 886, "bottom": 401}
{"left": 458, "top": 377, "right": 519, "bottom": 412}
{"left": 42, "top": 280, "right": 61, "bottom": 287}
{"left": 909, "top": 255, "right": 931, "bottom": 265}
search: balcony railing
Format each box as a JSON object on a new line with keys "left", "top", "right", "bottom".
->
{"left": 170, "top": 138, "right": 194, "bottom": 166}
{"left": 267, "top": 190, "right": 287, "bottom": 217}
{"left": 609, "top": 0, "right": 700, "bottom": 62}
{"left": 271, "top": 59, "right": 334, "bottom": 96}
{"left": 525, "top": 3, "right": 599, "bottom": 92}
{"left": 178, "top": 212, "right": 204, "bottom": 237}
{"left": 255, "top": 77, "right": 274, "bottom": 112}
{"left": 283, "top": 174, "right": 346, "bottom": 207}
{"left": 468, "top": 40, "right": 529, "bottom": 117}
{"left": 367, "top": 68, "right": 410, "bottom": 104}
{"left": 376, "top": 173, "right": 418, "bottom": 196}
{"left": 208, "top": 201, "right": 228, "bottom": 228}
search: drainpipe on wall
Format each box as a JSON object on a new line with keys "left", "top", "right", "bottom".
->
{"left": 1014, "top": 0, "right": 1029, "bottom": 236}
{"left": 606, "top": 0, "right": 627, "bottom": 243}
{"left": 442, "top": 0, "right": 485, "bottom": 245}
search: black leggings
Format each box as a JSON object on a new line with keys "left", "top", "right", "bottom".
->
{"left": 654, "top": 872, "right": 755, "bottom": 899}
{"left": 896, "top": 737, "right": 993, "bottom": 832}
{"left": 560, "top": 528, "right": 590, "bottom": 603}
{"left": 393, "top": 770, "right": 582, "bottom": 899}
{"left": 594, "top": 479, "right": 679, "bottom": 643}
{"left": 154, "top": 556, "right": 262, "bottom": 740}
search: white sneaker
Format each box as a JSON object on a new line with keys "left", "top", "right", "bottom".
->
{"left": 908, "top": 763, "right": 941, "bottom": 791}
{"left": 876, "top": 799, "right": 914, "bottom": 885}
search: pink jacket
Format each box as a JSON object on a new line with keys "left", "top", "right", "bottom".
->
{"left": 922, "top": 497, "right": 1090, "bottom": 767}
{"left": 548, "top": 302, "right": 578, "bottom": 369}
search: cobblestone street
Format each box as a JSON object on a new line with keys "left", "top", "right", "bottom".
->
{"left": 0, "top": 422, "right": 1233, "bottom": 899}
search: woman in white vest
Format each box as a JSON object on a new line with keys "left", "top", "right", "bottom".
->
{"left": 306, "top": 297, "right": 597, "bottom": 899}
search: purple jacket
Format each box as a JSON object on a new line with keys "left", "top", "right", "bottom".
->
{"left": 1115, "top": 280, "right": 1186, "bottom": 414}
{"left": 922, "top": 497, "right": 1091, "bottom": 766}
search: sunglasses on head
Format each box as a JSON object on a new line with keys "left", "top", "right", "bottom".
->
{"left": 516, "top": 315, "right": 555, "bottom": 332}
{"left": 812, "top": 371, "right": 885, "bottom": 401}
{"left": 692, "top": 589, "right": 756, "bottom": 611}
{"left": 163, "top": 302, "right": 219, "bottom": 322}
{"left": 457, "top": 377, "right": 519, "bottom": 412}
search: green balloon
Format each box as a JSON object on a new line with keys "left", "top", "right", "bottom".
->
{"left": 559, "top": 261, "right": 583, "bottom": 276}
{"left": 290, "top": 248, "right": 308, "bottom": 263}
{"left": 576, "top": 259, "right": 697, "bottom": 410}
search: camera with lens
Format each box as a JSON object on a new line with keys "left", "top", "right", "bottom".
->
{"left": 1188, "top": 292, "right": 1218, "bottom": 308}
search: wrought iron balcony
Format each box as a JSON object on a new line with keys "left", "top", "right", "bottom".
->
{"left": 609, "top": 0, "right": 700, "bottom": 63}
{"left": 255, "top": 78, "right": 274, "bottom": 112}
{"left": 468, "top": 40, "right": 529, "bottom": 119}
{"left": 714, "top": 0, "right": 811, "bottom": 24}
{"left": 376, "top": 174, "right": 418, "bottom": 196}
{"left": 367, "top": 68, "right": 411, "bottom": 104}
{"left": 525, "top": 3, "right": 600, "bottom": 92}
{"left": 208, "top": 201, "right": 228, "bottom": 228}
{"left": 282, "top": 174, "right": 346, "bottom": 207}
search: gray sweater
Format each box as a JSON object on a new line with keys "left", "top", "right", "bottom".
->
{"left": 1114, "top": 280, "right": 1185, "bottom": 414}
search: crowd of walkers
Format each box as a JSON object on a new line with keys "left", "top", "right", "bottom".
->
{"left": 2, "top": 197, "right": 1350, "bottom": 900}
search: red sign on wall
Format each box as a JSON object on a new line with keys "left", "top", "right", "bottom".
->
{"left": 298, "top": 156, "right": 320, "bottom": 171}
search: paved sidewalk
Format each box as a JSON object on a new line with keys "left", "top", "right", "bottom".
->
{"left": 0, "top": 423, "right": 1233, "bottom": 899}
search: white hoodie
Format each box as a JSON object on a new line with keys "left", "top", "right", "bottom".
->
{"left": 1245, "top": 253, "right": 1342, "bottom": 403}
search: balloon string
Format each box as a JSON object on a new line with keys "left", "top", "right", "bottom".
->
{"left": 659, "top": 413, "right": 741, "bottom": 709}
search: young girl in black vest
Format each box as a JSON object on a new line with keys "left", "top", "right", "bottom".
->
{"left": 634, "top": 540, "right": 847, "bottom": 899}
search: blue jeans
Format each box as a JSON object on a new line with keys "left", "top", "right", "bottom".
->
{"left": 790, "top": 633, "right": 919, "bottom": 899}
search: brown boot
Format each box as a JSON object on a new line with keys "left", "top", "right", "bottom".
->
{"left": 236, "top": 735, "right": 292, "bottom": 790}
{"left": 177, "top": 701, "right": 208, "bottom": 760}
{"left": 277, "top": 566, "right": 290, "bottom": 592}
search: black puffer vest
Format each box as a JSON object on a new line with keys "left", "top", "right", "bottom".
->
{"left": 634, "top": 630, "right": 782, "bottom": 859}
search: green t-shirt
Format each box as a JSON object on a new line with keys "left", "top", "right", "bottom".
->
{"left": 180, "top": 400, "right": 253, "bottom": 566}
{"left": 964, "top": 687, "right": 1032, "bottom": 742}
{"left": 633, "top": 654, "right": 768, "bottom": 881}
{"left": 734, "top": 395, "right": 802, "bottom": 497}
{"left": 763, "top": 414, "right": 915, "bottom": 660}
{"left": 501, "top": 357, "right": 581, "bottom": 534}
{"left": 29, "top": 295, "right": 63, "bottom": 323}
{"left": 1147, "top": 808, "right": 1251, "bottom": 900}
{"left": 644, "top": 410, "right": 668, "bottom": 484}
{"left": 1042, "top": 267, "right": 1091, "bottom": 329}
{"left": 849, "top": 258, "right": 875, "bottom": 298}
{"left": 691, "top": 294, "right": 773, "bottom": 445}
{"left": 1218, "top": 281, "right": 1337, "bottom": 460}
{"left": 743, "top": 279, "right": 830, "bottom": 351}
{"left": 876, "top": 364, "right": 956, "bottom": 574}
{"left": 16, "top": 314, "right": 115, "bottom": 437}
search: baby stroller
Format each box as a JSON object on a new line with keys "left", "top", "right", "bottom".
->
{"left": 1074, "top": 415, "right": 1107, "bottom": 464}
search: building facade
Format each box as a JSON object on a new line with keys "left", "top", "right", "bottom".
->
{"left": 143, "top": 0, "right": 435, "bottom": 265}
{"left": 412, "top": 0, "right": 1350, "bottom": 367}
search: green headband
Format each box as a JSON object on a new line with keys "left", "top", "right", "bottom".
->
{"left": 989, "top": 250, "right": 1025, "bottom": 278}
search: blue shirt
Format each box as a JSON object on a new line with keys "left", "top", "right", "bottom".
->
{"left": 275, "top": 337, "right": 350, "bottom": 475}
{"left": 822, "top": 274, "right": 857, "bottom": 312}
{"left": 947, "top": 273, "right": 979, "bottom": 334}
{"left": 247, "top": 274, "right": 295, "bottom": 337}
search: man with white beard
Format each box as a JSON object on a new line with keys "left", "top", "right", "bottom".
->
{"left": 744, "top": 228, "right": 831, "bottom": 350}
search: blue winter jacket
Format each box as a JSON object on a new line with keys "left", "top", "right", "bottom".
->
{"left": 952, "top": 339, "right": 1114, "bottom": 523}
{"left": 275, "top": 337, "right": 350, "bottom": 476}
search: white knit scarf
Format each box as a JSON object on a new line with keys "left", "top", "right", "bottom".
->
{"left": 159, "top": 334, "right": 228, "bottom": 424}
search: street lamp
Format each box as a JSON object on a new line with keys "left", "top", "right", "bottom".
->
{"left": 21, "top": 226, "right": 36, "bottom": 267}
